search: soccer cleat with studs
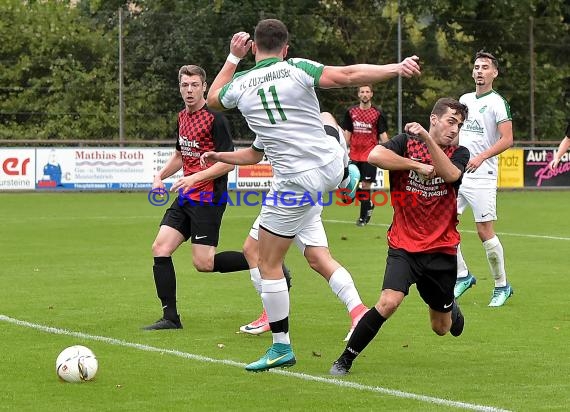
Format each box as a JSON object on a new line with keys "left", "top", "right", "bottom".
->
{"left": 454, "top": 273, "right": 477, "bottom": 299}
{"left": 488, "top": 283, "right": 513, "bottom": 307}
{"left": 449, "top": 300, "right": 464, "bottom": 337}
{"left": 329, "top": 358, "right": 352, "bottom": 376}
{"left": 142, "top": 316, "right": 183, "bottom": 330}
{"left": 245, "top": 343, "right": 296, "bottom": 372}
{"left": 240, "top": 309, "right": 270, "bottom": 335}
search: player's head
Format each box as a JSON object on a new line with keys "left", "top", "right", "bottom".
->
{"left": 472, "top": 50, "right": 498, "bottom": 86}
{"left": 178, "top": 65, "right": 207, "bottom": 109}
{"left": 253, "top": 19, "right": 289, "bottom": 58}
{"left": 474, "top": 50, "right": 498, "bottom": 69}
{"left": 357, "top": 85, "right": 373, "bottom": 104}
{"left": 429, "top": 98, "right": 468, "bottom": 145}
{"left": 178, "top": 65, "right": 206, "bottom": 84}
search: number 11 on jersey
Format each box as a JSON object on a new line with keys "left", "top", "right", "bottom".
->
{"left": 257, "top": 85, "right": 287, "bottom": 124}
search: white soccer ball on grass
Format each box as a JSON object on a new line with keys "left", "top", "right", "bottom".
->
{"left": 55, "top": 345, "right": 98, "bottom": 383}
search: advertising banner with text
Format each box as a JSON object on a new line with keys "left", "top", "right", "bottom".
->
{"left": 34, "top": 148, "right": 183, "bottom": 190}
{"left": 0, "top": 148, "right": 36, "bottom": 190}
{"left": 524, "top": 147, "right": 570, "bottom": 187}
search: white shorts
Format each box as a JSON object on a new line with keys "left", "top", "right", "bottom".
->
{"left": 457, "top": 185, "right": 497, "bottom": 222}
{"left": 248, "top": 214, "right": 328, "bottom": 254}
{"left": 259, "top": 157, "right": 343, "bottom": 238}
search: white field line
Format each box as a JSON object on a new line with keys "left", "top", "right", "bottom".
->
{"left": 323, "top": 219, "right": 570, "bottom": 241}
{"left": 1, "top": 315, "right": 510, "bottom": 412}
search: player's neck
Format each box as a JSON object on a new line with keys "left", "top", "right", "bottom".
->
{"left": 185, "top": 98, "right": 206, "bottom": 113}
{"left": 475, "top": 84, "right": 493, "bottom": 96}
{"left": 255, "top": 52, "right": 283, "bottom": 63}
{"left": 359, "top": 102, "right": 372, "bottom": 109}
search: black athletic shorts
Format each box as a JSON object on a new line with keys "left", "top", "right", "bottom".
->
{"left": 159, "top": 197, "right": 227, "bottom": 246}
{"left": 351, "top": 160, "right": 377, "bottom": 183}
{"left": 382, "top": 248, "right": 456, "bottom": 313}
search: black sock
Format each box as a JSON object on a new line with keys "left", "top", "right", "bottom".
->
{"left": 341, "top": 307, "right": 387, "bottom": 364}
{"left": 153, "top": 256, "right": 178, "bottom": 320}
{"left": 360, "top": 190, "right": 372, "bottom": 219}
{"left": 213, "top": 251, "right": 249, "bottom": 273}
{"left": 269, "top": 316, "right": 289, "bottom": 334}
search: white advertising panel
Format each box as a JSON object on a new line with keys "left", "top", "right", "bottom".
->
{"left": 34, "top": 148, "right": 182, "bottom": 190}
{"left": 0, "top": 148, "right": 35, "bottom": 190}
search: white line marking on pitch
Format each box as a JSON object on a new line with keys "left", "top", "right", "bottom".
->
{"left": 323, "top": 219, "right": 570, "bottom": 241}
{"left": 1, "top": 315, "right": 510, "bottom": 412}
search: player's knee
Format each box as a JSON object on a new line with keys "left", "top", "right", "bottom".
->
{"left": 193, "top": 255, "right": 214, "bottom": 272}
{"left": 242, "top": 241, "right": 257, "bottom": 265}
{"left": 376, "top": 295, "right": 401, "bottom": 317}
{"left": 430, "top": 318, "right": 450, "bottom": 336}
{"left": 152, "top": 240, "right": 171, "bottom": 256}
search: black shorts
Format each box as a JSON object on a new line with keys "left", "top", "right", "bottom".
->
{"left": 382, "top": 248, "right": 456, "bottom": 312}
{"left": 351, "top": 160, "right": 377, "bottom": 183}
{"left": 159, "top": 197, "right": 227, "bottom": 246}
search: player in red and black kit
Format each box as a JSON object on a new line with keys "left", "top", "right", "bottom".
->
{"left": 341, "top": 84, "right": 389, "bottom": 226}
{"left": 143, "top": 65, "right": 249, "bottom": 331}
{"left": 330, "top": 98, "right": 470, "bottom": 375}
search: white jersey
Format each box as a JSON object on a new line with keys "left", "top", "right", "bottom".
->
{"left": 459, "top": 90, "right": 512, "bottom": 183}
{"left": 218, "top": 57, "right": 342, "bottom": 177}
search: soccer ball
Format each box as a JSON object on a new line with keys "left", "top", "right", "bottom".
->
{"left": 55, "top": 345, "right": 98, "bottom": 383}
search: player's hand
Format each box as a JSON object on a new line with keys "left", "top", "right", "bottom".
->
{"left": 399, "top": 55, "right": 421, "bottom": 78}
{"left": 465, "top": 155, "right": 484, "bottom": 173}
{"left": 548, "top": 158, "right": 560, "bottom": 171}
{"left": 415, "top": 163, "right": 435, "bottom": 177}
{"left": 230, "top": 32, "right": 252, "bottom": 59}
{"left": 170, "top": 176, "right": 196, "bottom": 193}
{"left": 152, "top": 177, "right": 165, "bottom": 191}
{"left": 200, "top": 151, "right": 219, "bottom": 168}
{"left": 404, "top": 122, "right": 429, "bottom": 141}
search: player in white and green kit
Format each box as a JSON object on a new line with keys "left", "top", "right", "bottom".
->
{"left": 454, "top": 50, "right": 514, "bottom": 307}
{"left": 204, "top": 19, "right": 421, "bottom": 372}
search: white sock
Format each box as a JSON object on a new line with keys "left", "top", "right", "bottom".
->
{"left": 483, "top": 236, "right": 507, "bottom": 287}
{"left": 261, "top": 278, "right": 290, "bottom": 344}
{"left": 456, "top": 244, "right": 469, "bottom": 279}
{"left": 328, "top": 267, "right": 362, "bottom": 313}
{"left": 250, "top": 267, "right": 262, "bottom": 295}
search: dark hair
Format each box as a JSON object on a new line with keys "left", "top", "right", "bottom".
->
{"left": 254, "top": 19, "right": 289, "bottom": 53}
{"left": 474, "top": 50, "right": 498, "bottom": 69}
{"left": 358, "top": 84, "right": 373, "bottom": 93}
{"left": 431, "top": 98, "right": 468, "bottom": 121}
{"left": 178, "top": 65, "right": 206, "bottom": 83}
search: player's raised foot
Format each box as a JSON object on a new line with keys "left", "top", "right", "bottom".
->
{"left": 340, "top": 164, "right": 361, "bottom": 204}
{"left": 356, "top": 217, "right": 367, "bottom": 227}
{"left": 329, "top": 357, "right": 352, "bottom": 376}
{"left": 449, "top": 300, "right": 464, "bottom": 337}
{"left": 240, "top": 309, "right": 270, "bottom": 335}
{"left": 143, "top": 316, "right": 182, "bottom": 330}
{"left": 344, "top": 304, "right": 368, "bottom": 342}
{"left": 245, "top": 343, "right": 296, "bottom": 372}
{"left": 488, "top": 283, "right": 513, "bottom": 307}
{"left": 454, "top": 273, "right": 477, "bottom": 298}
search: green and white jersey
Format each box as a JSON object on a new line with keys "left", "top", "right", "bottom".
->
{"left": 218, "top": 57, "right": 342, "bottom": 177}
{"left": 459, "top": 90, "right": 512, "bottom": 182}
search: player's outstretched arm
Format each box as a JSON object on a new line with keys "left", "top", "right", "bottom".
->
{"left": 318, "top": 56, "right": 421, "bottom": 89}
{"left": 368, "top": 145, "right": 433, "bottom": 176}
{"left": 201, "top": 147, "right": 264, "bottom": 167}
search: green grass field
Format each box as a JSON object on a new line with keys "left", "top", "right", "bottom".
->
{"left": 1, "top": 191, "right": 568, "bottom": 411}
